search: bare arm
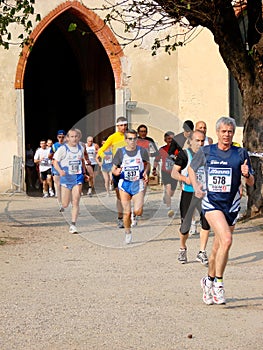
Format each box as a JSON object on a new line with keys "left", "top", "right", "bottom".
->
{"left": 53, "top": 159, "right": 65, "bottom": 177}
{"left": 171, "top": 164, "right": 191, "bottom": 185}
{"left": 188, "top": 166, "right": 204, "bottom": 198}
{"left": 241, "top": 159, "right": 254, "bottom": 186}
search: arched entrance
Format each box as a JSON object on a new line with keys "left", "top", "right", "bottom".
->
{"left": 15, "top": 1, "right": 124, "bottom": 191}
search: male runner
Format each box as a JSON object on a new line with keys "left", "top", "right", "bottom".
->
{"left": 189, "top": 117, "right": 254, "bottom": 305}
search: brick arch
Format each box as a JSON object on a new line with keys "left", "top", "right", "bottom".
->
{"left": 15, "top": 0, "right": 124, "bottom": 89}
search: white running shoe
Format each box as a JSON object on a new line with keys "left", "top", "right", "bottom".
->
{"left": 196, "top": 251, "right": 209, "bottom": 266}
{"left": 213, "top": 282, "right": 226, "bottom": 304}
{"left": 69, "top": 225, "right": 78, "bottom": 234}
{"left": 43, "top": 193, "right": 49, "bottom": 198}
{"left": 200, "top": 277, "right": 214, "bottom": 305}
{"left": 178, "top": 248, "right": 187, "bottom": 264}
{"left": 189, "top": 221, "right": 197, "bottom": 235}
{"left": 49, "top": 189, "right": 55, "bottom": 197}
{"left": 131, "top": 215, "right": 137, "bottom": 227}
{"left": 125, "top": 233, "right": 132, "bottom": 244}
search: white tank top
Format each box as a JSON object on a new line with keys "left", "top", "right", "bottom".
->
{"left": 86, "top": 143, "right": 97, "bottom": 165}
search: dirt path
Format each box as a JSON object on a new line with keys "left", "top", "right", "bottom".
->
{"left": 0, "top": 190, "right": 262, "bottom": 350}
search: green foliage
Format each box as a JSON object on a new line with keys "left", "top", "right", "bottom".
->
{"left": 0, "top": 0, "right": 41, "bottom": 49}
{"left": 68, "top": 22, "right": 77, "bottom": 32}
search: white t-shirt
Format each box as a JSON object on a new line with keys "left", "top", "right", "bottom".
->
{"left": 34, "top": 147, "right": 52, "bottom": 172}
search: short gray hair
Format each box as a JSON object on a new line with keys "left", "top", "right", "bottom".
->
{"left": 216, "top": 117, "right": 236, "bottom": 133}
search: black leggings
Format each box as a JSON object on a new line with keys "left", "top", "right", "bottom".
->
{"left": 180, "top": 191, "right": 210, "bottom": 235}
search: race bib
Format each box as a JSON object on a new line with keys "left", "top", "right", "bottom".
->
{"left": 208, "top": 167, "right": 232, "bottom": 192}
{"left": 41, "top": 158, "right": 50, "bottom": 166}
{"left": 69, "top": 160, "right": 81, "bottom": 175}
{"left": 165, "top": 158, "right": 174, "bottom": 171}
{"left": 104, "top": 154, "right": 112, "bottom": 164}
{"left": 124, "top": 165, "right": 140, "bottom": 181}
{"left": 196, "top": 166, "right": 205, "bottom": 184}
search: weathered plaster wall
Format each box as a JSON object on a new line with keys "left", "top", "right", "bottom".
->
{"left": 0, "top": 1, "right": 232, "bottom": 191}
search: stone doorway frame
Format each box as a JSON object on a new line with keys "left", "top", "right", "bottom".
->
{"left": 14, "top": 1, "right": 126, "bottom": 190}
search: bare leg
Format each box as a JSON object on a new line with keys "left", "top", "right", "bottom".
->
{"left": 71, "top": 184, "right": 82, "bottom": 224}
{"left": 179, "top": 232, "right": 189, "bottom": 250}
{"left": 47, "top": 174, "right": 53, "bottom": 192}
{"left": 205, "top": 210, "right": 234, "bottom": 278}
{"left": 115, "top": 188, "right": 123, "bottom": 218}
{"left": 102, "top": 171, "right": 110, "bottom": 193}
{"left": 53, "top": 175, "right": 61, "bottom": 203}
{"left": 119, "top": 190, "right": 132, "bottom": 232}
{"left": 199, "top": 229, "right": 210, "bottom": 251}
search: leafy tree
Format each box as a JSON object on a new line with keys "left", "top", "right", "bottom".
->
{"left": 0, "top": 0, "right": 40, "bottom": 49}
{"left": 93, "top": 0, "right": 262, "bottom": 217}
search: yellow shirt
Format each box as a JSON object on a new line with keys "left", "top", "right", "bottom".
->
{"left": 98, "top": 132, "right": 127, "bottom": 158}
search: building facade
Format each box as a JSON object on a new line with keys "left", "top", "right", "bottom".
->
{"left": 0, "top": 0, "right": 242, "bottom": 192}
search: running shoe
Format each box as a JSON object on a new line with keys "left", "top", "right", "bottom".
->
{"left": 213, "top": 282, "right": 226, "bottom": 304}
{"left": 189, "top": 222, "right": 197, "bottom": 235}
{"left": 125, "top": 233, "right": 132, "bottom": 244}
{"left": 59, "top": 205, "right": 64, "bottom": 213}
{"left": 131, "top": 215, "right": 137, "bottom": 227}
{"left": 200, "top": 277, "right": 213, "bottom": 305}
{"left": 178, "top": 248, "right": 187, "bottom": 264}
{"left": 49, "top": 189, "right": 55, "bottom": 197}
{"left": 117, "top": 218, "right": 124, "bottom": 229}
{"left": 69, "top": 225, "right": 78, "bottom": 234}
{"left": 87, "top": 188, "right": 92, "bottom": 197}
{"left": 196, "top": 251, "right": 209, "bottom": 266}
{"left": 43, "top": 193, "right": 49, "bottom": 198}
{"left": 167, "top": 209, "right": 174, "bottom": 218}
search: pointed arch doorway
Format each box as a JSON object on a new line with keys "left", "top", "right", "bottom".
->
{"left": 15, "top": 1, "right": 123, "bottom": 158}
{"left": 15, "top": 1, "right": 124, "bottom": 192}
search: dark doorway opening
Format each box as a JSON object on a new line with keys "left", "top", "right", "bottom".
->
{"left": 24, "top": 10, "right": 115, "bottom": 193}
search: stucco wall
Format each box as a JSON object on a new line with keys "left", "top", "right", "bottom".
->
{"left": 0, "top": 1, "right": 232, "bottom": 191}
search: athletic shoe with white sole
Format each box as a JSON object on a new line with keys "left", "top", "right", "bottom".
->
{"left": 178, "top": 248, "right": 187, "bottom": 264}
{"left": 125, "top": 233, "right": 132, "bottom": 244}
{"left": 117, "top": 218, "right": 124, "bottom": 229}
{"left": 196, "top": 251, "right": 209, "bottom": 266}
{"left": 189, "top": 222, "right": 197, "bottom": 235}
{"left": 43, "top": 193, "right": 49, "bottom": 198}
{"left": 131, "top": 215, "right": 137, "bottom": 227}
{"left": 213, "top": 282, "right": 226, "bottom": 304}
{"left": 49, "top": 189, "right": 55, "bottom": 197}
{"left": 200, "top": 277, "right": 213, "bottom": 305}
{"left": 69, "top": 225, "right": 78, "bottom": 234}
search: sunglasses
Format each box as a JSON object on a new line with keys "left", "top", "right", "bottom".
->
{"left": 127, "top": 137, "right": 137, "bottom": 141}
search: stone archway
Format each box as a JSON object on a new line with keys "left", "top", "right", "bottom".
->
{"left": 15, "top": 1, "right": 124, "bottom": 192}
{"left": 15, "top": 1, "right": 123, "bottom": 89}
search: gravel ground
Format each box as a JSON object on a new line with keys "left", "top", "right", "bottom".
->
{"left": 0, "top": 187, "right": 263, "bottom": 350}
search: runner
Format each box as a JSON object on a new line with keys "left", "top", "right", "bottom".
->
{"left": 153, "top": 131, "right": 178, "bottom": 217}
{"left": 189, "top": 116, "right": 254, "bottom": 305}
{"left": 49, "top": 130, "right": 66, "bottom": 210}
{"left": 85, "top": 136, "right": 99, "bottom": 197}
{"left": 112, "top": 129, "right": 150, "bottom": 244}
{"left": 97, "top": 116, "right": 128, "bottom": 228}
{"left": 96, "top": 137, "right": 113, "bottom": 196}
{"left": 34, "top": 139, "right": 53, "bottom": 198}
{"left": 53, "top": 128, "right": 89, "bottom": 234}
{"left": 171, "top": 130, "right": 210, "bottom": 265}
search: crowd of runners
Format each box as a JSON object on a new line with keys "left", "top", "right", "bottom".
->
{"left": 26, "top": 115, "right": 254, "bottom": 306}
